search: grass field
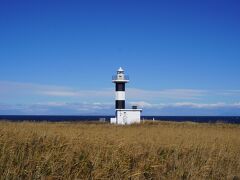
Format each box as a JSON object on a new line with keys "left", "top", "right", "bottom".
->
{"left": 0, "top": 121, "right": 240, "bottom": 179}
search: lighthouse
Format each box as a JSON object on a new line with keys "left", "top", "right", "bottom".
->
{"left": 111, "top": 67, "right": 142, "bottom": 125}
{"left": 112, "top": 67, "right": 129, "bottom": 110}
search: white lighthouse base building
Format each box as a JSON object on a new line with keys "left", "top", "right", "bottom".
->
{"left": 111, "top": 108, "right": 142, "bottom": 125}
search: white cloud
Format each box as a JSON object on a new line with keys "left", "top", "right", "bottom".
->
{"left": 0, "top": 102, "right": 114, "bottom": 115}
{"left": 40, "top": 88, "right": 208, "bottom": 100}
{"left": 128, "top": 88, "right": 207, "bottom": 100}
{"left": 1, "top": 101, "right": 240, "bottom": 115}
{"left": 129, "top": 101, "right": 240, "bottom": 109}
{"left": 0, "top": 81, "right": 209, "bottom": 100}
{"left": 129, "top": 101, "right": 154, "bottom": 108}
{"left": 0, "top": 81, "right": 112, "bottom": 99}
{"left": 1, "top": 81, "right": 240, "bottom": 111}
{"left": 39, "top": 89, "right": 112, "bottom": 98}
{"left": 209, "top": 90, "right": 240, "bottom": 96}
{"left": 40, "top": 91, "right": 80, "bottom": 97}
{"left": 171, "top": 102, "right": 227, "bottom": 109}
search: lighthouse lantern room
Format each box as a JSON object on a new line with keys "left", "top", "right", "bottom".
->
{"left": 111, "top": 67, "right": 142, "bottom": 125}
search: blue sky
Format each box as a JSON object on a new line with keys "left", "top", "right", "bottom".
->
{"left": 0, "top": 0, "right": 240, "bottom": 115}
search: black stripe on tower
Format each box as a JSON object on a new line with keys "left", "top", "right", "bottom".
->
{"left": 116, "top": 100, "right": 125, "bottom": 109}
{"left": 116, "top": 83, "right": 125, "bottom": 91}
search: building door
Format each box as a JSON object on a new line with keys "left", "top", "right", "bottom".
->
{"left": 123, "top": 112, "right": 127, "bottom": 124}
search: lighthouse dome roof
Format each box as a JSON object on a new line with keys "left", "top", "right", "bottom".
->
{"left": 118, "top": 67, "right": 124, "bottom": 72}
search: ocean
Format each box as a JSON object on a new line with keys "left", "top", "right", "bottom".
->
{"left": 0, "top": 115, "right": 240, "bottom": 124}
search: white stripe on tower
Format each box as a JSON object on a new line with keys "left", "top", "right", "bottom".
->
{"left": 115, "top": 91, "right": 125, "bottom": 100}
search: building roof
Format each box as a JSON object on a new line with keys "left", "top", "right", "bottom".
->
{"left": 116, "top": 109, "right": 142, "bottom": 112}
{"left": 118, "top": 67, "right": 124, "bottom": 72}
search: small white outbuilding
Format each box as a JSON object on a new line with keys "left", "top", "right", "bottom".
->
{"left": 111, "top": 109, "right": 142, "bottom": 125}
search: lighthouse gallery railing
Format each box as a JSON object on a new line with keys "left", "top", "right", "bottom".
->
{"left": 112, "top": 75, "right": 130, "bottom": 81}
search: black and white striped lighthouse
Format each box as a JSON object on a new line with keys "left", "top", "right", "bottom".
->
{"left": 112, "top": 67, "right": 129, "bottom": 109}
{"left": 111, "top": 67, "right": 142, "bottom": 125}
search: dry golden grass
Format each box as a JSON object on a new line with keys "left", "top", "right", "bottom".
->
{"left": 0, "top": 121, "right": 240, "bottom": 179}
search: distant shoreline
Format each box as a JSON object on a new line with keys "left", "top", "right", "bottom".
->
{"left": 0, "top": 115, "right": 240, "bottom": 124}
